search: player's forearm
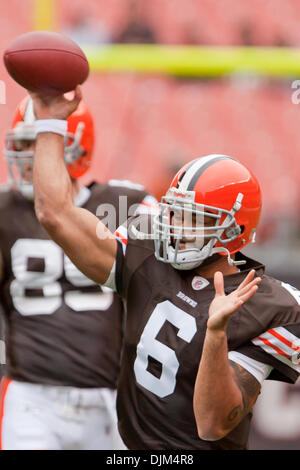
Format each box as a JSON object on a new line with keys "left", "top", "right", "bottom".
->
{"left": 193, "top": 328, "right": 243, "bottom": 441}
{"left": 33, "top": 132, "right": 73, "bottom": 230}
{"left": 33, "top": 131, "right": 117, "bottom": 285}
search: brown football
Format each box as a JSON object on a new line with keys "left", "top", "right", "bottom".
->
{"left": 3, "top": 31, "right": 89, "bottom": 96}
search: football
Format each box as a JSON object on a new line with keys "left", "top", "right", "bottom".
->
{"left": 3, "top": 31, "right": 89, "bottom": 96}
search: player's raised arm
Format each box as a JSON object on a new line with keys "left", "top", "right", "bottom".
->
{"left": 32, "top": 87, "right": 117, "bottom": 285}
{"left": 193, "top": 270, "right": 262, "bottom": 441}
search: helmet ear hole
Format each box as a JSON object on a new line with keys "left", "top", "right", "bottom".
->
{"left": 239, "top": 225, "right": 245, "bottom": 235}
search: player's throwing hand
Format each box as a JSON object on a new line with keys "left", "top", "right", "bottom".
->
{"left": 29, "top": 85, "right": 82, "bottom": 120}
{"left": 208, "top": 269, "right": 261, "bottom": 332}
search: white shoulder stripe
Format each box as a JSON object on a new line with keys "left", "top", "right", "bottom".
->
{"left": 270, "top": 326, "right": 300, "bottom": 348}
{"left": 134, "top": 195, "right": 159, "bottom": 215}
{"left": 114, "top": 226, "right": 128, "bottom": 255}
{"left": 108, "top": 179, "right": 145, "bottom": 191}
{"left": 252, "top": 330, "right": 294, "bottom": 357}
{"left": 115, "top": 225, "right": 128, "bottom": 239}
{"left": 252, "top": 326, "right": 300, "bottom": 372}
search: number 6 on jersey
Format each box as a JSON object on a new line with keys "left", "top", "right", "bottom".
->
{"left": 134, "top": 301, "right": 197, "bottom": 398}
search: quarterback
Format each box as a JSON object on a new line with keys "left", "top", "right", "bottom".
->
{"left": 29, "top": 87, "right": 300, "bottom": 450}
{"left": 0, "top": 95, "right": 157, "bottom": 450}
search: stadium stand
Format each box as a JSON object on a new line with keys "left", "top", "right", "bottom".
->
{"left": 1, "top": 0, "right": 300, "bottom": 234}
{"left": 58, "top": 0, "right": 300, "bottom": 46}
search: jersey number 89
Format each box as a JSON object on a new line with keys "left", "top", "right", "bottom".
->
{"left": 10, "top": 239, "right": 113, "bottom": 315}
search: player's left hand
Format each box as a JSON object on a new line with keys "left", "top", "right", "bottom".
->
{"left": 207, "top": 269, "right": 261, "bottom": 332}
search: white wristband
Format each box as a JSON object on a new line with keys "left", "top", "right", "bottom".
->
{"left": 35, "top": 119, "right": 68, "bottom": 136}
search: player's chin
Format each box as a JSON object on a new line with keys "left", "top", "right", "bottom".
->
{"left": 178, "top": 243, "right": 191, "bottom": 250}
{"left": 174, "top": 238, "right": 197, "bottom": 250}
{"left": 171, "top": 241, "right": 189, "bottom": 250}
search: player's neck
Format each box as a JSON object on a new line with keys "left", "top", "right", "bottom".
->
{"left": 194, "top": 255, "right": 239, "bottom": 279}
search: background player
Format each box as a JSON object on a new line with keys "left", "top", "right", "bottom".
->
{"left": 28, "top": 88, "right": 300, "bottom": 449}
{"left": 0, "top": 95, "right": 158, "bottom": 450}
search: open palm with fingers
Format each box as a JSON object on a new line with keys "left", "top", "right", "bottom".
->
{"left": 207, "top": 269, "right": 261, "bottom": 332}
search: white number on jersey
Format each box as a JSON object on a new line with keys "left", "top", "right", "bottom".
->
{"left": 10, "top": 239, "right": 113, "bottom": 316}
{"left": 134, "top": 301, "right": 197, "bottom": 398}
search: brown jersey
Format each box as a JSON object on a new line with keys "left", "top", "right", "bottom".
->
{"left": 0, "top": 182, "right": 156, "bottom": 388}
{"left": 0, "top": 303, "right": 5, "bottom": 380}
{"left": 112, "top": 215, "right": 300, "bottom": 450}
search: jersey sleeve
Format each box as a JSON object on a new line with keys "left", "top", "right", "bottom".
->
{"left": 0, "top": 303, "right": 6, "bottom": 380}
{"left": 102, "top": 238, "right": 125, "bottom": 294}
{"left": 102, "top": 222, "right": 128, "bottom": 294}
{"left": 230, "top": 324, "right": 300, "bottom": 384}
{"left": 103, "top": 181, "right": 158, "bottom": 295}
{"left": 114, "top": 224, "right": 128, "bottom": 256}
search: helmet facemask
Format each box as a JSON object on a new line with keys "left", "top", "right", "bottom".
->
{"left": 64, "top": 121, "right": 86, "bottom": 165}
{"left": 5, "top": 121, "right": 86, "bottom": 199}
{"left": 153, "top": 188, "right": 245, "bottom": 270}
{"left": 5, "top": 122, "right": 36, "bottom": 199}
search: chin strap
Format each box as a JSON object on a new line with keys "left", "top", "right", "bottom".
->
{"left": 209, "top": 192, "right": 245, "bottom": 267}
{"left": 64, "top": 122, "right": 85, "bottom": 164}
{"left": 210, "top": 246, "right": 246, "bottom": 266}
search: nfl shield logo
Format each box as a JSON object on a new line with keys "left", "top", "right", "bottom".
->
{"left": 192, "top": 276, "right": 209, "bottom": 291}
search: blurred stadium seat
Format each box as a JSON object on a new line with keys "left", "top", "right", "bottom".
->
{"left": 1, "top": 1, "right": 300, "bottom": 220}
{"left": 78, "top": 77, "right": 300, "bottom": 218}
{"left": 58, "top": 0, "right": 300, "bottom": 46}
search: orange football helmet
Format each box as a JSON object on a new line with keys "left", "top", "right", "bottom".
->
{"left": 5, "top": 95, "right": 94, "bottom": 196}
{"left": 153, "top": 154, "right": 262, "bottom": 269}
